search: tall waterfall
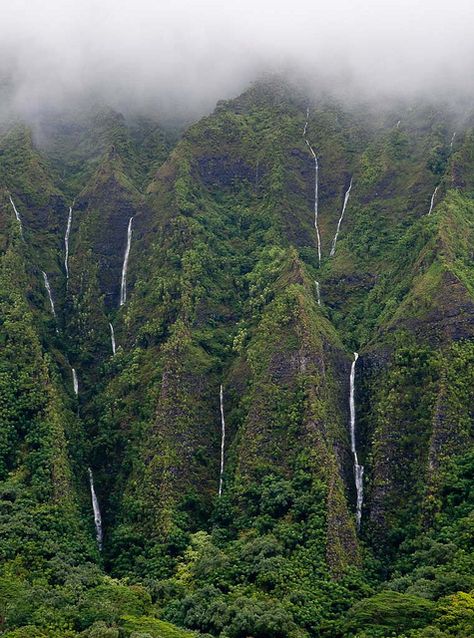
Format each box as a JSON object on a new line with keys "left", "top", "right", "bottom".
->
{"left": 396, "top": 120, "right": 401, "bottom": 128}
{"left": 428, "top": 186, "right": 439, "bottom": 215}
{"left": 72, "top": 368, "right": 79, "bottom": 395}
{"left": 120, "top": 217, "right": 133, "bottom": 306}
{"left": 88, "top": 468, "right": 103, "bottom": 550}
{"left": 218, "top": 384, "right": 226, "bottom": 497}
{"left": 330, "top": 178, "right": 353, "bottom": 257}
{"left": 350, "top": 352, "right": 364, "bottom": 529}
{"left": 9, "top": 196, "right": 24, "bottom": 238}
{"left": 64, "top": 207, "right": 72, "bottom": 281}
{"left": 109, "top": 322, "right": 116, "bottom": 355}
{"left": 42, "top": 271, "right": 56, "bottom": 317}
{"left": 315, "top": 280, "right": 321, "bottom": 306}
{"left": 303, "top": 110, "right": 322, "bottom": 266}
{"left": 450, "top": 132, "right": 456, "bottom": 151}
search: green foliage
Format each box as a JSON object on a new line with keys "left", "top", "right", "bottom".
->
{"left": 0, "top": 78, "right": 473, "bottom": 638}
{"left": 121, "top": 615, "right": 196, "bottom": 638}
{"left": 345, "top": 590, "right": 436, "bottom": 634}
{"left": 76, "top": 580, "right": 152, "bottom": 630}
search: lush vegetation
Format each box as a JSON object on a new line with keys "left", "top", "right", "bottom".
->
{"left": 0, "top": 78, "right": 472, "bottom": 637}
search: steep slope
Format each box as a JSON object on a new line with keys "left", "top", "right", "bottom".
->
{"left": 345, "top": 450, "right": 474, "bottom": 638}
{"left": 0, "top": 105, "right": 197, "bottom": 638}
{"left": 0, "top": 76, "right": 473, "bottom": 637}
{"left": 55, "top": 80, "right": 474, "bottom": 636}
{"left": 0, "top": 238, "right": 99, "bottom": 623}
{"left": 0, "top": 124, "right": 69, "bottom": 323}
{"left": 60, "top": 81, "right": 371, "bottom": 636}
{"left": 355, "top": 191, "right": 474, "bottom": 561}
{"left": 34, "top": 106, "right": 173, "bottom": 196}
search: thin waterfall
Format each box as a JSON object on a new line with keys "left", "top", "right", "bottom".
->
{"left": 428, "top": 186, "right": 439, "bottom": 215}
{"left": 64, "top": 206, "right": 72, "bottom": 281}
{"left": 396, "top": 120, "right": 401, "bottom": 129}
{"left": 218, "top": 384, "right": 226, "bottom": 497}
{"left": 42, "top": 271, "right": 56, "bottom": 317}
{"left": 302, "top": 110, "right": 322, "bottom": 266}
{"left": 315, "top": 280, "right": 321, "bottom": 306}
{"left": 9, "top": 196, "right": 24, "bottom": 238}
{"left": 120, "top": 217, "right": 133, "bottom": 306}
{"left": 303, "top": 107, "right": 309, "bottom": 136}
{"left": 109, "top": 323, "right": 116, "bottom": 355}
{"left": 350, "top": 353, "right": 364, "bottom": 529}
{"left": 330, "top": 178, "right": 353, "bottom": 257}
{"left": 88, "top": 468, "right": 103, "bottom": 550}
{"left": 72, "top": 368, "right": 79, "bottom": 395}
{"left": 450, "top": 132, "right": 456, "bottom": 151}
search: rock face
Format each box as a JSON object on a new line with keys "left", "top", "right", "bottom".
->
{"left": 197, "top": 154, "right": 256, "bottom": 189}
{"left": 123, "top": 322, "right": 219, "bottom": 541}
{"left": 73, "top": 159, "right": 150, "bottom": 310}
{"left": 228, "top": 277, "right": 360, "bottom": 575}
{"left": 358, "top": 192, "right": 474, "bottom": 552}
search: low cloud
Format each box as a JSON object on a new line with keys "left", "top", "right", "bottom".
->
{"left": 1, "top": 0, "right": 474, "bottom": 120}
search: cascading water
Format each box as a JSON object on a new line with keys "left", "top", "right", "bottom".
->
{"left": 72, "top": 368, "right": 79, "bottom": 395}
{"left": 315, "top": 280, "right": 321, "bottom": 306}
{"left": 9, "top": 196, "right": 24, "bottom": 238}
{"left": 350, "top": 352, "right": 364, "bottom": 529}
{"left": 329, "top": 178, "right": 353, "bottom": 257}
{"left": 396, "top": 120, "right": 401, "bottom": 128}
{"left": 303, "top": 110, "right": 322, "bottom": 266}
{"left": 218, "top": 384, "right": 226, "bottom": 497}
{"left": 64, "top": 206, "right": 72, "bottom": 281}
{"left": 41, "top": 270, "right": 56, "bottom": 317}
{"left": 450, "top": 132, "right": 456, "bottom": 151}
{"left": 428, "top": 186, "right": 439, "bottom": 215}
{"left": 109, "top": 322, "right": 116, "bottom": 355}
{"left": 120, "top": 217, "right": 133, "bottom": 306}
{"left": 303, "top": 107, "right": 309, "bottom": 136}
{"left": 88, "top": 468, "right": 103, "bottom": 550}
{"left": 42, "top": 271, "right": 56, "bottom": 317}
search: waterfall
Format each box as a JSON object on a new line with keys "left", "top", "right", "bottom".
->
{"left": 450, "top": 132, "right": 456, "bottom": 151}
{"left": 302, "top": 110, "right": 322, "bottom": 266}
{"left": 396, "top": 120, "right": 401, "bottom": 128}
{"left": 428, "top": 186, "right": 439, "bottom": 215}
{"left": 315, "top": 280, "right": 321, "bottom": 306}
{"left": 64, "top": 206, "right": 72, "bottom": 281}
{"left": 9, "top": 196, "right": 24, "bottom": 238}
{"left": 218, "top": 384, "right": 226, "bottom": 497}
{"left": 72, "top": 368, "right": 79, "bottom": 395}
{"left": 88, "top": 468, "right": 103, "bottom": 550}
{"left": 349, "top": 352, "right": 364, "bottom": 529}
{"left": 303, "top": 107, "right": 309, "bottom": 136}
{"left": 109, "top": 323, "right": 116, "bottom": 355}
{"left": 329, "top": 177, "right": 353, "bottom": 257}
{"left": 120, "top": 217, "right": 133, "bottom": 306}
{"left": 42, "top": 271, "right": 56, "bottom": 317}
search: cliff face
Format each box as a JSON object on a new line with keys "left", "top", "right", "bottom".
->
{"left": 0, "top": 79, "right": 473, "bottom": 637}
{"left": 356, "top": 192, "right": 474, "bottom": 555}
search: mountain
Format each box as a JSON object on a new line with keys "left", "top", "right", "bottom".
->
{"left": 0, "top": 77, "right": 472, "bottom": 638}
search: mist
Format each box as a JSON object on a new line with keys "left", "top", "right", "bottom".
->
{"left": 1, "top": 0, "right": 474, "bottom": 121}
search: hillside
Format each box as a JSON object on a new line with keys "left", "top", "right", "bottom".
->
{"left": 0, "top": 78, "right": 472, "bottom": 638}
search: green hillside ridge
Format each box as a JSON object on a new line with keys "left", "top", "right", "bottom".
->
{"left": 0, "top": 77, "right": 472, "bottom": 637}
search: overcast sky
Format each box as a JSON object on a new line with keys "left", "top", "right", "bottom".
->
{"left": 2, "top": 0, "right": 474, "bottom": 117}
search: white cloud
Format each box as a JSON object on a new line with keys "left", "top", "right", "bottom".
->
{"left": 1, "top": 0, "right": 474, "bottom": 117}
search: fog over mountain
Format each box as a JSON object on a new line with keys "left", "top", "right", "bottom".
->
{"left": 2, "top": 0, "right": 474, "bottom": 120}
{"left": 2, "top": 3, "right": 474, "bottom": 638}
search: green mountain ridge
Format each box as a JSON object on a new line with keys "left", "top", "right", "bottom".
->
{"left": 0, "top": 77, "right": 472, "bottom": 638}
